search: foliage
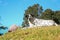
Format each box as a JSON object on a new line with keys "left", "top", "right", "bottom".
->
{"left": 0, "top": 26, "right": 8, "bottom": 30}
{"left": 53, "top": 11, "right": 60, "bottom": 24}
{"left": 40, "top": 9, "right": 54, "bottom": 20}
{"left": 0, "top": 26, "right": 60, "bottom": 40}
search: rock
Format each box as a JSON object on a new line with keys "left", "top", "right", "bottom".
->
{"left": 8, "top": 24, "right": 18, "bottom": 32}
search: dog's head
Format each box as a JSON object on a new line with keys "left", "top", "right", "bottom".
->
{"left": 25, "top": 14, "right": 35, "bottom": 24}
{"left": 25, "top": 14, "right": 34, "bottom": 19}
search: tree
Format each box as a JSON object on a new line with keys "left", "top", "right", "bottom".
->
{"left": 0, "top": 26, "right": 8, "bottom": 30}
{"left": 53, "top": 11, "right": 60, "bottom": 24}
{"left": 22, "top": 4, "right": 43, "bottom": 27}
{"left": 40, "top": 9, "right": 54, "bottom": 20}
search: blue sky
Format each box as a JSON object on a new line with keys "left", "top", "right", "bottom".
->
{"left": 0, "top": 0, "right": 60, "bottom": 27}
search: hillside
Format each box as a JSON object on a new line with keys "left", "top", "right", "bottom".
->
{"left": 0, "top": 26, "right": 60, "bottom": 40}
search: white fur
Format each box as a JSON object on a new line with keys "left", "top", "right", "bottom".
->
{"left": 33, "top": 18, "right": 58, "bottom": 26}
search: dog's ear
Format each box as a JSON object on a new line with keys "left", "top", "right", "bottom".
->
{"left": 31, "top": 14, "right": 34, "bottom": 17}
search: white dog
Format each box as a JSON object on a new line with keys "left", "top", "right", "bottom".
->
{"left": 28, "top": 14, "right": 58, "bottom": 27}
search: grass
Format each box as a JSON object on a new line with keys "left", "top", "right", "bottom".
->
{"left": 0, "top": 26, "right": 60, "bottom": 40}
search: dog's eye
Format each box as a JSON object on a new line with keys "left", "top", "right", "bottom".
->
{"left": 25, "top": 15, "right": 28, "bottom": 17}
{"left": 25, "top": 15, "right": 29, "bottom": 19}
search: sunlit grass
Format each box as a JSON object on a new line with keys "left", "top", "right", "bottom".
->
{"left": 0, "top": 26, "right": 60, "bottom": 40}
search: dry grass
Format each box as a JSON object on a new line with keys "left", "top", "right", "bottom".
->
{"left": 0, "top": 26, "right": 60, "bottom": 40}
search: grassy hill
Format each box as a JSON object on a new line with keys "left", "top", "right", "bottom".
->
{"left": 0, "top": 26, "right": 60, "bottom": 40}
